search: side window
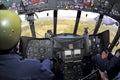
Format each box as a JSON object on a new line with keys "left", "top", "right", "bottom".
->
{"left": 77, "top": 11, "right": 98, "bottom": 35}
{"left": 98, "top": 15, "right": 119, "bottom": 51}
{"left": 20, "top": 10, "right": 53, "bottom": 38}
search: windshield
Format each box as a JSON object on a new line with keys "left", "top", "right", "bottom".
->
{"left": 20, "top": 10, "right": 119, "bottom": 51}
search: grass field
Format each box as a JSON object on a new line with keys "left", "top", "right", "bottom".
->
{"left": 21, "top": 19, "right": 120, "bottom": 51}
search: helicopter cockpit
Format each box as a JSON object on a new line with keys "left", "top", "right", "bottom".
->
{"left": 0, "top": 0, "right": 120, "bottom": 80}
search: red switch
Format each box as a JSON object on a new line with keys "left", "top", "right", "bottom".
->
{"left": 31, "top": 0, "right": 39, "bottom": 4}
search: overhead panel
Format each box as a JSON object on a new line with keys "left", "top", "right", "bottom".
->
{"left": 0, "top": 0, "right": 120, "bottom": 21}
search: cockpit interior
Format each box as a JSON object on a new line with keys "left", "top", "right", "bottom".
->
{"left": 0, "top": 0, "right": 120, "bottom": 80}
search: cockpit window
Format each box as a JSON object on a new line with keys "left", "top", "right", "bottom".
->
{"left": 21, "top": 20, "right": 32, "bottom": 37}
{"left": 21, "top": 10, "right": 119, "bottom": 51}
{"left": 98, "top": 15, "right": 119, "bottom": 51}
{"left": 98, "top": 15, "right": 118, "bottom": 40}
{"left": 77, "top": 11, "right": 99, "bottom": 35}
{"left": 57, "top": 10, "right": 77, "bottom": 34}
{"left": 21, "top": 10, "right": 53, "bottom": 38}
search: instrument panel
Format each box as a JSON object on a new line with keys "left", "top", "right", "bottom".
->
{"left": 1, "top": 0, "right": 120, "bottom": 20}
{"left": 17, "top": 0, "right": 112, "bottom": 15}
{"left": 89, "top": 36, "right": 101, "bottom": 54}
{"left": 26, "top": 39, "right": 53, "bottom": 60}
{"left": 19, "top": 34, "right": 104, "bottom": 80}
{"left": 53, "top": 34, "right": 86, "bottom": 62}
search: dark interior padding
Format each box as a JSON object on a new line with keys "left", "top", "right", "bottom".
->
{"left": 98, "top": 30, "right": 110, "bottom": 51}
{"left": 89, "top": 30, "right": 110, "bottom": 55}
{"left": 19, "top": 36, "right": 33, "bottom": 58}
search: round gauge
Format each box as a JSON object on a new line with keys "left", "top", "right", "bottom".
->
{"left": 27, "top": 46, "right": 34, "bottom": 58}
{"left": 26, "top": 39, "right": 53, "bottom": 60}
{"left": 39, "top": 47, "right": 46, "bottom": 54}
